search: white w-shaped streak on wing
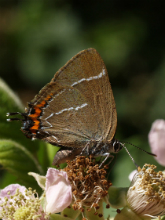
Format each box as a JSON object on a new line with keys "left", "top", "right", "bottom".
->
{"left": 55, "top": 103, "right": 88, "bottom": 115}
{"left": 71, "top": 69, "right": 106, "bottom": 87}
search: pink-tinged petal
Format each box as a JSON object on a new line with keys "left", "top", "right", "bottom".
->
{"left": 0, "top": 184, "right": 27, "bottom": 211}
{"left": 45, "top": 168, "right": 72, "bottom": 213}
{"left": 148, "top": 119, "right": 165, "bottom": 166}
{"left": 0, "top": 184, "right": 26, "bottom": 198}
{"left": 128, "top": 170, "right": 137, "bottom": 181}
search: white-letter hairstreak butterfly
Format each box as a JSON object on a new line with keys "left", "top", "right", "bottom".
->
{"left": 7, "top": 48, "right": 155, "bottom": 166}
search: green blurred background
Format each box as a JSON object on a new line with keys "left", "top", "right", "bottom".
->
{"left": 0, "top": 0, "right": 165, "bottom": 211}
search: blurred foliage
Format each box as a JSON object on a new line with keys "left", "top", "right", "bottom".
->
{"left": 0, "top": 0, "right": 165, "bottom": 218}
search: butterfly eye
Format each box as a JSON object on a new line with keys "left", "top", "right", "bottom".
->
{"left": 113, "top": 141, "right": 122, "bottom": 153}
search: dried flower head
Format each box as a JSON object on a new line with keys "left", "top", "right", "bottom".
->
{"left": 64, "top": 156, "right": 112, "bottom": 214}
{"left": 127, "top": 164, "right": 165, "bottom": 218}
{"left": 0, "top": 184, "right": 49, "bottom": 220}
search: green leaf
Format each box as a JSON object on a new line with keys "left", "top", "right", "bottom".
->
{"left": 0, "top": 78, "right": 24, "bottom": 112}
{"left": 0, "top": 171, "right": 18, "bottom": 189}
{"left": 0, "top": 139, "right": 44, "bottom": 189}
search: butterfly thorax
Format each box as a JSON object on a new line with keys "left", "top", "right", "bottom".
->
{"left": 82, "top": 139, "right": 122, "bottom": 157}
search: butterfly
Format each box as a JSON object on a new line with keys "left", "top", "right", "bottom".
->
{"left": 7, "top": 48, "right": 124, "bottom": 165}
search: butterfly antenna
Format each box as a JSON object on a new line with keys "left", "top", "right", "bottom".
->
{"left": 6, "top": 112, "right": 26, "bottom": 122}
{"left": 124, "top": 141, "right": 156, "bottom": 157}
{"left": 120, "top": 143, "right": 139, "bottom": 169}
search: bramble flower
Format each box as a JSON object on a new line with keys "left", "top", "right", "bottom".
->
{"left": 115, "top": 164, "right": 165, "bottom": 220}
{"left": 127, "top": 164, "right": 165, "bottom": 217}
{"left": 0, "top": 184, "right": 50, "bottom": 220}
{"left": 64, "top": 156, "right": 112, "bottom": 218}
{"left": 29, "top": 168, "right": 72, "bottom": 214}
{"left": 148, "top": 119, "right": 165, "bottom": 166}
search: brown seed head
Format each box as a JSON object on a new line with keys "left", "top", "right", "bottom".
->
{"left": 64, "top": 155, "right": 112, "bottom": 211}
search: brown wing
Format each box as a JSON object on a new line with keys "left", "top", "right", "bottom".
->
{"left": 31, "top": 48, "right": 117, "bottom": 147}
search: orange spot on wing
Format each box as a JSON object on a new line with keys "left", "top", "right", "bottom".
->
{"left": 37, "top": 100, "right": 46, "bottom": 108}
{"left": 34, "top": 119, "right": 40, "bottom": 126}
{"left": 28, "top": 93, "right": 53, "bottom": 134}
{"left": 35, "top": 107, "right": 42, "bottom": 114}
{"left": 45, "top": 95, "right": 51, "bottom": 100}
{"left": 30, "top": 119, "right": 40, "bottom": 133}
{"left": 29, "top": 107, "right": 41, "bottom": 118}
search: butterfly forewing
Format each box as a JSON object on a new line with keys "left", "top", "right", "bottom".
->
{"left": 30, "top": 48, "right": 117, "bottom": 148}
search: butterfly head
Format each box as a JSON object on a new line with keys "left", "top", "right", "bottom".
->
{"left": 112, "top": 139, "right": 123, "bottom": 153}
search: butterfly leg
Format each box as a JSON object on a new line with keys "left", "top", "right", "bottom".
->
{"left": 99, "top": 153, "right": 114, "bottom": 168}
{"left": 80, "top": 141, "right": 91, "bottom": 156}
{"left": 90, "top": 139, "right": 103, "bottom": 155}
